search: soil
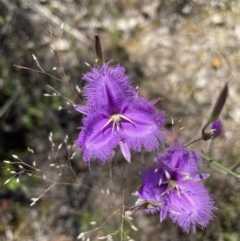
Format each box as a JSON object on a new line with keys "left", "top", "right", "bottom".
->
{"left": 1, "top": 0, "right": 240, "bottom": 240}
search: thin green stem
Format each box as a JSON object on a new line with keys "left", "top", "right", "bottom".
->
{"left": 187, "top": 147, "right": 239, "bottom": 180}
{"left": 201, "top": 152, "right": 240, "bottom": 180}
{"left": 185, "top": 137, "right": 202, "bottom": 147}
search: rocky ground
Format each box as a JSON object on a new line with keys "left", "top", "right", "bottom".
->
{"left": 1, "top": 0, "right": 240, "bottom": 240}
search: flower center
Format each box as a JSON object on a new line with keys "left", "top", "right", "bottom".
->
{"left": 159, "top": 170, "right": 181, "bottom": 197}
{"left": 102, "top": 113, "right": 135, "bottom": 132}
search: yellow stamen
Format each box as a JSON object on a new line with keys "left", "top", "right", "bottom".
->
{"left": 101, "top": 113, "right": 135, "bottom": 132}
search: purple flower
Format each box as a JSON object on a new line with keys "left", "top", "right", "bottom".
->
{"left": 136, "top": 142, "right": 216, "bottom": 233}
{"left": 74, "top": 63, "right": 165, "bottom": 164}
{"left": 210, "top": 120, "right": 223, "bottom": 138}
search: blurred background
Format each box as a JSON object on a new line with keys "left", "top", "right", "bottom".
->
{"left": 1, "top": 0, "right": 240, "bottom": 240}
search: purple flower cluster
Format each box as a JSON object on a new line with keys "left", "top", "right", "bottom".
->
{"left": 74, "top": 63, "right": 165, "bottom": 164}
{"left": 137, "top": 142, "right": 216, "bottom": 233}
{"left": 74, "top": 61, "right": 216, "bottom": 234}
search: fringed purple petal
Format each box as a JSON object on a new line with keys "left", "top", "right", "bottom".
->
{"left": 167, "top": 182, "right": 216, "bottom": 234}
{"left": 83, "top": 63, "right": 135, "bottom": 109}
{"left": 73, "top": 104, "right": 89, "bottom": 115}
{"left": 155, "top": 143, "right": 202, "bottom": 177}
{"left": 120, "top": 98, "right": 165, "bottom": 152}
{"left": 145, "top": 206, "right": 160, "bottom": 214}
{"left": 138, "top": 167, "right": 167, "bottom": 202}
{"left": 76, "top": 112, "right": 119, "bottom": 163}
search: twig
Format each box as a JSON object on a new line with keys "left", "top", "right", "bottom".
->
{"left": 14, "top": 65, "right": 67, "bottom": 83}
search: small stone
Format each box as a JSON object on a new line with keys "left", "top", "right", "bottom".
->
{"left": 182, "top": 4, "right": 192, "bottom": 15}
{"left": 211, "top": 14, "right": 224, "bottom": 25}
